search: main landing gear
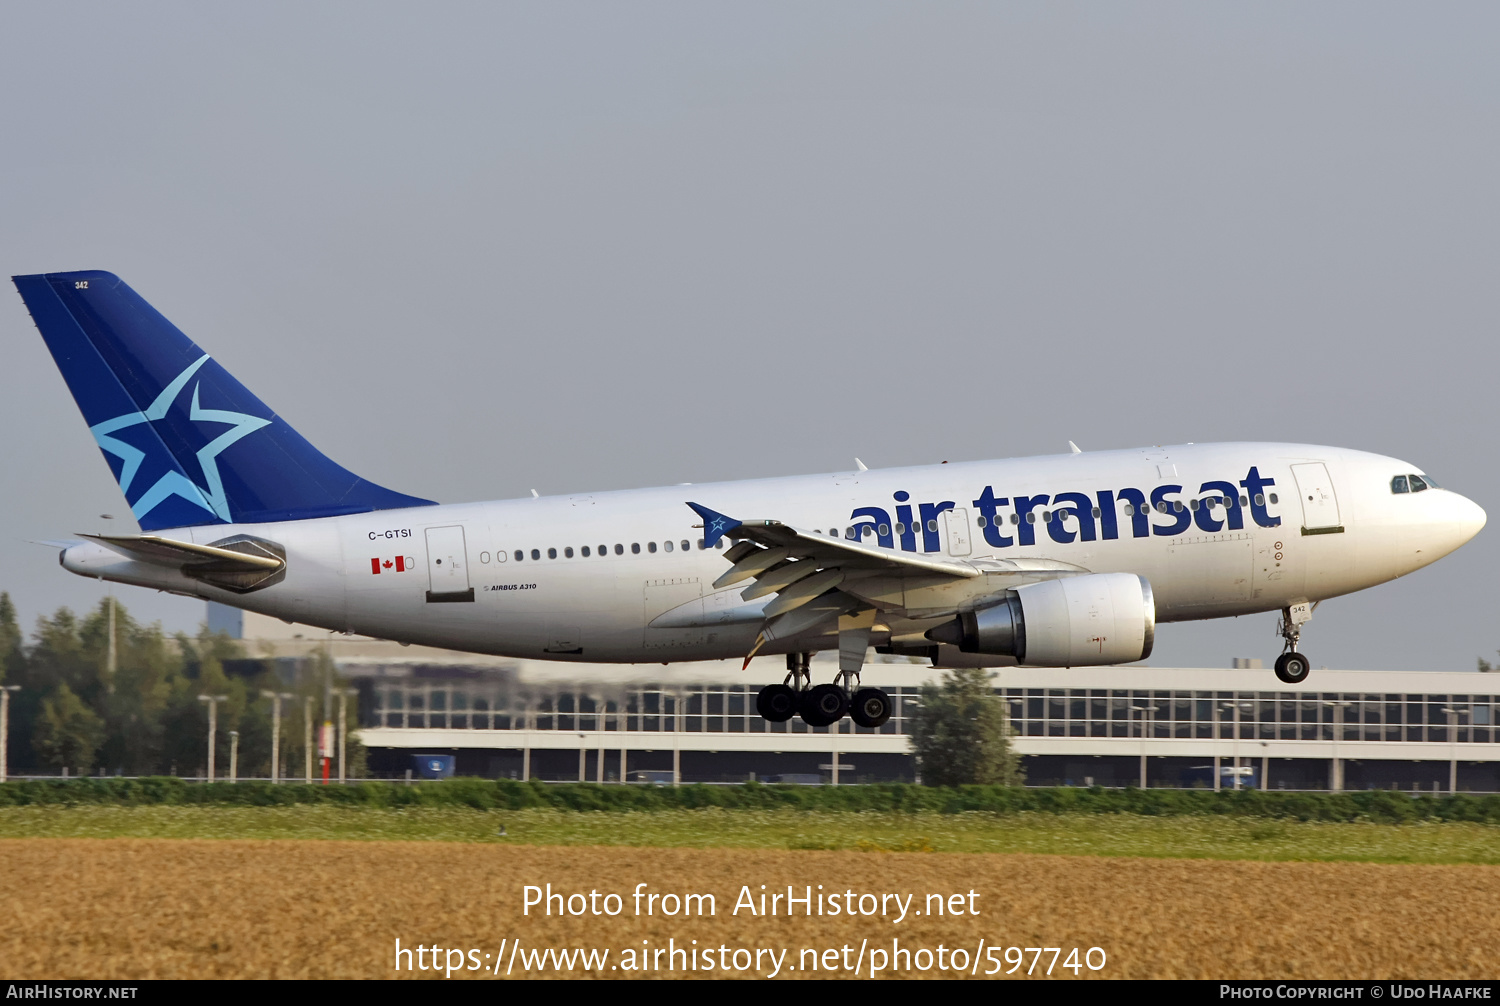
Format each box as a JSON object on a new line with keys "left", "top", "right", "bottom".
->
{"left": 756, "top": 652, "right": 893, "bottom": 729}
{"left": 1273, "top": 604, "right": 1313, "bottom": 685}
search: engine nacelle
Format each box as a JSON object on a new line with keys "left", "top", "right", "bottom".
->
{"left": 926, "top": 572, "right": 1155, "bottom": 666}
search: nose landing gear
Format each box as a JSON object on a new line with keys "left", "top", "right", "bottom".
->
{"left": 1273, "top": 603, "right": 1314, "bottom": 684}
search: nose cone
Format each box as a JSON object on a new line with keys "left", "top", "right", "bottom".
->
{"left": 1424, "top": 490, "right": 1487, "bottom": 559}
{"left": 1453, "top": 492, "right": 1487, "bottom": 544}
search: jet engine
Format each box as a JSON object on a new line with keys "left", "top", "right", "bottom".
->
{"left": 925, "top": 572, "right": 1155, "bottom": 666}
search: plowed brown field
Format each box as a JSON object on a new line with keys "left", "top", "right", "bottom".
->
{"left": 3, "top": 839, "right": 1496, "bottom": 979}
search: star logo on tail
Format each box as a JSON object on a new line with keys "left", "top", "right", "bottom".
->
{"left": 89, "top": 354, "right": 271, "bottom": 522}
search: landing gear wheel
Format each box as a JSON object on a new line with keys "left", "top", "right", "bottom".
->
{"left": 849, "top": 687, "right": 892, "bottom": 728}
{"left": 756, "top": 684, "right": 797, "bottom": 722}
{"left": 798, "top": 684, "right": 849, "bottom": 727}
{"left": 1274, "top": 651, "right": 1311, "bottom": 684}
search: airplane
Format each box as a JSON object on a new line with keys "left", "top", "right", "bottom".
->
{"left": 12, "top": 270, "right": 1487, "bottom": 729}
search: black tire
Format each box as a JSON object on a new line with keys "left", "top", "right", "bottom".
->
{"left": 849, "top": 687, "right": 892, "bottom": 728}
{"left": 798, "top": 683, "right": 849, "bottom": 727}
{"left": 756, "top": 684, "right": 797, "bottom": 723}
{"left": 1274, "top": 651, "right": 1311, "bottom": 684}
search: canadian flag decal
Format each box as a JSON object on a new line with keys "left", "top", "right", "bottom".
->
{"left": 370, "top": 556, "right": 411, "bottom": 574}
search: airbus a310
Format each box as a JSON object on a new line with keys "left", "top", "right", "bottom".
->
{"left": 13, "top": 271, "right": 1486, "bottom": 728}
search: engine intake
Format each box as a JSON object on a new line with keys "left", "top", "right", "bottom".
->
{"left": 926, "top": 572, "right": 1155, "bottom": 666}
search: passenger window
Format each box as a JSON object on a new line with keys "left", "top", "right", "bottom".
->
{"left": 1254, "top": 494, "right": 1264, "bottom": 507}
{"left": 547, "top": 548, "right": 557, "bottom": 559}
{"left": 599, "top": 544, "right": 607, "bottom": 555}
{"left": 514, "top": 550, "right": 524, "bottom": 562}
{"left": 894, "top": 522, "right": 905, "bottom": 535}
{"left": 1011, "top": 513, "right": 1020, "bottom": 525}
{"left": 681, "top": 540, "right": 690, "bottom": 551}
{"left": 1091, "top": 506, "right": 1101, "bottom": 518}
{"left": 1409, "top": 475, "right": 1429, "bottom": 493}
{"left": 976, "top": 515, "right": 987, "bottom": 528}
{"left": 480, "top": 551, "right": 490, "bottom": 563}
{"left": 1269, "top": 493, "right": 1278, "bottom": 505}
{"left": 530, "top": 549, "right": 540, "bottom": 560}
{"left": 1239, "top": 496, "right": 1248, "bottom": 507}
{"left": 564, "top": 547, "right": 574, "bottom": 558}
{"left": 1188, "top": 500, "right": 1198, "bottom": 512}
{"left": 664, "top": 540, "right": 673, "bottom": 552}
{"left": 1026, "top": 513, "right": 1036, "bottom": 524}
{"left": 878, "top": 523, "right": 890, "bottom": 536}
{"left": 648, "top": 541, "right": 657, "bottom": 553}
{"left": 716, "top": 540, "right": 725, "bottom": 549}
{"left": 581, "top": 546, "right": 591, "bottom": 557}
{"left": 614, "top": 544, "right": 624, "bottom": 555}
{"left": 497, "top": 549, "right": 507, "bottom": 562}
{"left": 926, "top": 519, "right": 937, "bottom": 532}
{"left": 632, "top": 543, "right": 641, "bottom": 554}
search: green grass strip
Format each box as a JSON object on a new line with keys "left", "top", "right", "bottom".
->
{"left": 2, "top": 778, "right": 1500, "bottom": 824}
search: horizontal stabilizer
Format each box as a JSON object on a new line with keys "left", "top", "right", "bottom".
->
{"left": 80, "top": 533, "right": 283, "bottom": 571}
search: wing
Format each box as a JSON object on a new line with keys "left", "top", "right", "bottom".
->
{"left": 687, "top": 502, "right": 1089, "bottom": 660}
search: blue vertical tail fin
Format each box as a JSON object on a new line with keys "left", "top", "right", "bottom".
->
{"left": 13, "top": 270, "right": 436, "bottom": 531}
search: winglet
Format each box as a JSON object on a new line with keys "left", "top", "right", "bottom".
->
{"left": 686, "top": 502, "right": 742, "bottom": 549}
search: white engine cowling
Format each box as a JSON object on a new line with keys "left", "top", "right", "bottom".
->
{"left": 926, "top": 572, "right": 1155, "bottom": 666}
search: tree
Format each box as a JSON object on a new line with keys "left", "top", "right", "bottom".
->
{"left": 0, "top": 592, "right": 21, "bottom": 685}
{"left": 32, "top": 682, "right": 105, "bottom": 773}
{"left": 909, "top": 667, "right": 1022, "bottom": 787}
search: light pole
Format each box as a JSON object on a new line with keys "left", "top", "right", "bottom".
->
{"left": 197, "top": 694, "right": 227, "bottom": 781}
{"left": 100, "top": 515, "right": 116, "bottom": 687}
{"left": 1130, "top": 705, "right": 1157, "bottom": 788}
{"left": 1441, "top": 707, "right": 1467, "bottom": 794}
{"left": 337, "top": 688, "right": 358, "bottom": 783}
{"left": 261, "top": 690, "right": 293, "bottom": 783}
{"left": 1324, "top": 700, "right": 1352, "bottom": 792}
{"left": 229, "top": 730, "right": 239, "bottom": 784}
{"left": 1221, "top": 701, "right": 1253, "bottom": 790}
{"left": 304, "top": 696, "right": 314, "bottom": 784}
{"left": 1, "top": 686, "right": 19, "bottom": 782}
{"left": 1212, "top": 706, "right": 1222, "bottom": 792}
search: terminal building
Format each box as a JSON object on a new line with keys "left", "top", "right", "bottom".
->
{"left": 212, "top": 605, "right": 1500, "bottom": 793}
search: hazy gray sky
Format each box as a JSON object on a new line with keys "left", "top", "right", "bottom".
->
{"left": 3, "top": 4, "right": 1497, "bottom": 671}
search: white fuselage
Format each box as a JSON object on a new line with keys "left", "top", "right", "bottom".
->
{"left": 61, "top": 442, "right": 1485, "bottom": 664}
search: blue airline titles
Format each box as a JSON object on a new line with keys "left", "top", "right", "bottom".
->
{"left": 12, "top": 271, "right": 1487, "bottom": 729}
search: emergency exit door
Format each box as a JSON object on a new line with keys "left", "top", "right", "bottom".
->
{"left": 425, "top": 525, "right": 474, "bottom": 602}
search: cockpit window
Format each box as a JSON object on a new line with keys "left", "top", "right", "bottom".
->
{"left": 1409, "top": 475, "right": 1429, "bottom": 493}
{"left": 1419, "top": 473, "right": 1439, "bottom": 488}
{"left": 1391, "top": 475, "right": 1409, "bottom": 494}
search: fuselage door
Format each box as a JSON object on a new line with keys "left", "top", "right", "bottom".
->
{"left": 943, "top": 507, "right": 972, "bottom": 556}
{"left": 1291, "top": 463, "right": 1342, "bottom": 532}
{"left": 425, "top": 525, "right": 474, "bottom": 602}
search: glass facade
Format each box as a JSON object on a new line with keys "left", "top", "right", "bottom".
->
{"left": 367, "top": 680, "right": 1496, "bottom": 744}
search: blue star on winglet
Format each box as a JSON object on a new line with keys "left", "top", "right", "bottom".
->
{"left": 88, "top": 354, "right": 271, "bottom": 523}
{"left": 686, "top": 502, "right": 741, "bottom": 549}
